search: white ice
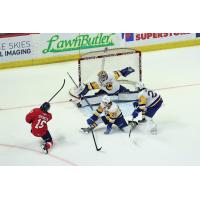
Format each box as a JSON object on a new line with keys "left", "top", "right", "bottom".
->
{"left": 0, "top": 46, "right": 200, "bottom": 165}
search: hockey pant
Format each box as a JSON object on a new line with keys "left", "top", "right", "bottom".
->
{"left": 42, "top": 131, "right": 53, "bottom": 144}
{"left": 101, "top": 115, "right": 128, "bottom": 129}
{"left": 145, "top": 98, "right": 163, "bottom": 118}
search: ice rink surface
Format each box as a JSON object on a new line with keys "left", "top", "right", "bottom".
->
{"left": 0, "top": 46, "right": 200, "bottom": 166}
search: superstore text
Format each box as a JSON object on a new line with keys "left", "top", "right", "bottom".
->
{"left": 135, "top": 33, "right": 190, "bottom": 40}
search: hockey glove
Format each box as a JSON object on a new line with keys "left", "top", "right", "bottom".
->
{"left": 104, "top": 123, "right": 112, "bottom": 134}
{"left": 133, "top": 101, "right": 138, "bottom": 108}
{"left": 132, "top": 107, "right": 141, "bottom": 119}
{"left": 120, "top": 67, "right": 135, "bottom": 77}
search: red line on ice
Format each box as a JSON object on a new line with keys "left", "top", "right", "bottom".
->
{"left": 0, "top": 143, "right": 77, "bottom": 166}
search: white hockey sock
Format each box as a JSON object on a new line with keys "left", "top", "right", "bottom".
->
{"left": 146, "top": 116, "right": 157, "bottom": 134}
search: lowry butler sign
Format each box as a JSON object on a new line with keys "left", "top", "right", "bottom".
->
{"left": 42, "top": 33, "right": 116, "bottom": 54}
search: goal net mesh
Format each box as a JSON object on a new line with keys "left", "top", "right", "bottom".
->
{"left": 69, "top": 48, "right": 142, "bottom": 98}
{"left": 78, "top": 48, "right": 142, "bottom": 87}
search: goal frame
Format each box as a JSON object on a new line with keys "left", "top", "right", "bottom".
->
{"left": 78, "top": 48, "right": 142, "bottom": 86}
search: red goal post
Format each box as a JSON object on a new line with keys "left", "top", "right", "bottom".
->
{"left": 78, "top": 48, "right": 142, "bottom": 87}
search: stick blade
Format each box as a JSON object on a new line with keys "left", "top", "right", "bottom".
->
{"left": 128, "top": 120, "right": 138, "bottom": 138}
{"left": 97, "top": 147, "right": 102, "bottom": 151}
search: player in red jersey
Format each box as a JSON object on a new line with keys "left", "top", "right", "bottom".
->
{"left": 25, "top": 102, "right": 53, "bottom": 154}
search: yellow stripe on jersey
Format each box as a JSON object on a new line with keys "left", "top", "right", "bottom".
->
{"left": 113, "top": 71, "right": 121, "bottom": 80}
{"left": 87, "top": 82, "right": 100, "bottom": 90}
{"left": 94, "top": 105, "right": 103, "bottom": 117}
{"left": 142, "top": 111, "right": 146, "bottom": 117}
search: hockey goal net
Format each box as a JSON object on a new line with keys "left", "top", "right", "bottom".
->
{"left": 69, "top": 48, "right": 142, "bottom": 98}
{"left": 78, "top": 48, "right": 142, "bottom": 86}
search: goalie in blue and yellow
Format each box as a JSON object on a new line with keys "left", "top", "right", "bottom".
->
{"left": 72, "top": 66, "right": 137, "bottom": 108}
{"left": 78, "top": 66, "right": 135, "bottom": 97}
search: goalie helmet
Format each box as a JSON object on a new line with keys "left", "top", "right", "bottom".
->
{"left": 40, "top": 102, "right": 50, "bottom": 113}
{"left": 102, "top": 95, "right": 111, "bottom": 107}
{"left": 98, "top": 70, "right": 108, "bottom": 83}
{"left": 135, "top": 82, "right": 146, "bottom": 91}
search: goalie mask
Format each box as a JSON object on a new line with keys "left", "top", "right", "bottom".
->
{"left": 135, "top": 82, "right": 146, "bottom": 91}
{"left": 102, "top": 95, "right": 111, "bottom": 107}
{"left": 98, "top": 70, "right": 108, "bottom": 83}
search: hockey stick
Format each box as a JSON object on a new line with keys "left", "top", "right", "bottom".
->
{"left": 48, "top": 79, "right": 65, "bottom": 103}
{"left": 91, "top": 129, "right": 102, "bottom": 151}
{"left": 67, "top": 72, "right": 93, "bottom": 111}
{"left": 128, "top": 119, "right": 138, "bottom": 138}
{"left": 67, "top": 72, "right": 78, "bottom": 88}
{"left": 67, "top": 73, "right": 102, "bottom": 151}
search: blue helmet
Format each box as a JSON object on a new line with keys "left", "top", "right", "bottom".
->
{"left": 40, "top": 102, "right": 50, "bottom": 112}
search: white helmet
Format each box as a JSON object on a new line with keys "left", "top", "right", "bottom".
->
{"left": 135, "top": 82, "right": 145, "bottom": 91}
{"left": 98, "top": 70, "right": 108, "bottom": 83}
{"left": 102, "top": 95, "right": 111, "bottom": 106}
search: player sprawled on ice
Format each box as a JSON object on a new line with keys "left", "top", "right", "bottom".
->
{"left": 25, "top": 102, "right": 53, "bottom": 154}
{"left": 82, "top": 95, "right": 129, "bottom": 134}
{"left": 129, "top": 82, "right": 163, "bottom": 134}
{"left": 74, "top": 67, "right": 136, "bottom": 107}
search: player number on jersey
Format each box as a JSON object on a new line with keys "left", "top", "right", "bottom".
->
{"left": 35, "top": 119, "right": 47, "bottom": 129}
{"left": 148, "top": 90, "right": 157, "bottom": 98}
